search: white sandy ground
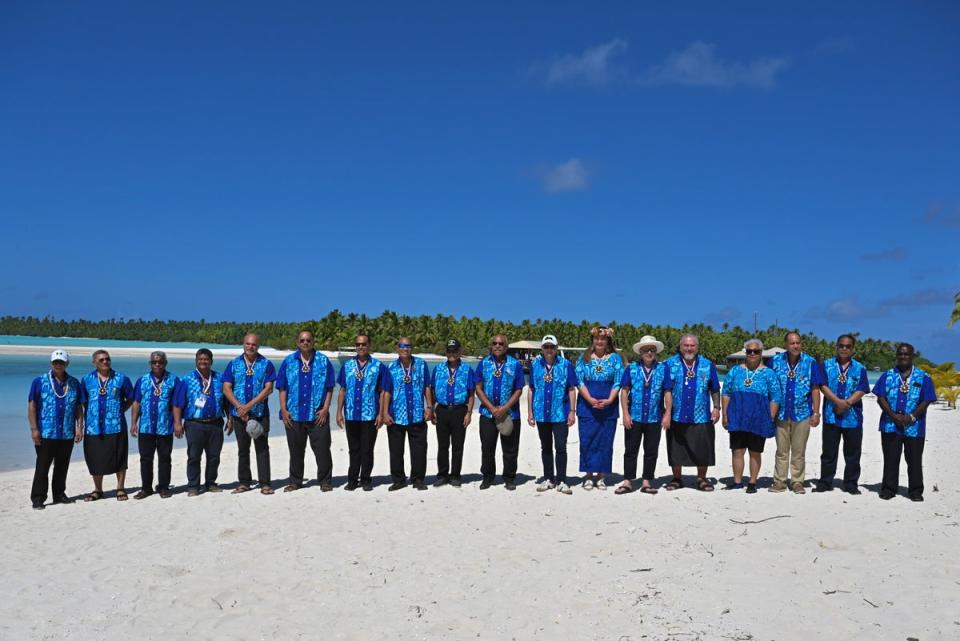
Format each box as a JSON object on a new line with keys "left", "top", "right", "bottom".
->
{"left": 2, "top": 390, "right": 959, "bottom": 641}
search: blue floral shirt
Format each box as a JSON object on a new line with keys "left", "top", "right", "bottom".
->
{"left": 222, "top": 355, "right": 277, "bottom": 418}
{"left": 132, "top": 371, "right": 179, "bottom": 436}
{"left": 770, "top": 352, "right": 825, "bottom": 422}
{"left": 872, "top": 367, "right": 937, "bottom": 438}
{"left": 382, "top": 357, "right": 431, "bottom": 425}
{"left": 620, "top": 361, "right": 672, "bottom": 424}
{"left": 474, "top": 355, "right": 525, "bottom": 419}
{"left": 276, "top": 351, "right": 336, "bottom": 422}
{"left": 664, "top": 355, "right": 720, "bottom": 424}
{"left": 28, "top": 372, "right": 81, "bottom": 440}
{"left": 79, "top": 370, "right": 134, "bottom": 436}
{"left": 821, "top": 358, "right": 870, "bottom": 428}
{"left": 576, "top": 354, "right": 625, "bottom": 420}
{"left": 173, "top": 370, "right": 227, "bottom": 421}
{"left": 722, "top": 365, "right": 781, "bottom": 438}
{"left": 431, "top": 361, "right": 476, "bottom": 406}
{"left": 337, "top": 357, "right": 387, "bottom": 422}
{"left": 529, "top": 356, "right": 579, "bottom": 423}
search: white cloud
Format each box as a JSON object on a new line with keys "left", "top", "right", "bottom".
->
{"left": 539, "top": 39, "right": 628, "bottom": 86}
{"left": 639, "top": 41, "right": 788, "bottom": 89}
{"left": 539, "top": 158, "right": 589, "bottom": 193}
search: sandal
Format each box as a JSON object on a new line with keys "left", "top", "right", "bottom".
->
{"left": 640, "top": 485, "right": 658, "bottom": 495}
{"left": 133, "top": 490, "right": 152, "bottom": 500}
{"left": 84, "top": 490, "right": 103, "bottom": 502}
{"left": 116, "top": 490, "right": 129, "bottom": 501}
{"left": 614, "top": 483, "right": 633, "bottom": 495}
{"left": 664, "top": 477, "right": 683, "bottom": 491}
{"left": 260, "top": 486, "right": 275, "bottom": 495}
{"left": 696, "top": 479, "right": 714, "bottom": 492}
{"left": 231, "top": 485, "right": 251, "bottom": 494}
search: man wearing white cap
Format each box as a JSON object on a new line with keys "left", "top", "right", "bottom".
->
{"left": 28, "top": 350, "right": 83, "bottom": 509}
{"left": 526, "top": 335, "right": 578, "bottom": 494}
{"left": 617, "top": 336, "right": 672, "bottom": 495}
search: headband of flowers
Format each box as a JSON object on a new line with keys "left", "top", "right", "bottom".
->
{"left": 590, "top": 326, "right": 614, "bottom": 339}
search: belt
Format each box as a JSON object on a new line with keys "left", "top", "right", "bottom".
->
{"left": 436, "top": 403, "right": 468, "bottom": 409}
{"left": 188, "top": 417, "right": 223, "bottom": 424}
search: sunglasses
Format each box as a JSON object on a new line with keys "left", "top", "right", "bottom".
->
{"left": 355, "top": 342, "right": 369, "bottom": 347}
{"left": 149, "top": 360, "right": 165, "bottom": 364}
{"left": 96, "top": 357, "right": 111, "bottom": 363}
{"left": 491, "top": 341, "right": 506, "bottom": 346}
{"left": 398, "top": 343, "right": 413, "bottom": 349}
{"left": 639, "top": 347, "right": 656, "bottom": 354}
{"left": 298, "top": 338, "right": 313, "bottom": 343}
{"left": 745, "top": 349, "right": 762, "bottom": 355}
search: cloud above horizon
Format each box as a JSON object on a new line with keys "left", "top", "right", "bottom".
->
{"left": 537, "top": 38, "right": 628, "bottom": 86}
{"left": 538, "top": 158, "right": 590, "bottom": 193}
{"left": 805, "top": 288, "right": 953, "bottom": 323}
{"left": 860, "top": 247, "right": 907, "bottom": 262}
{"left": 638, "top": 41, "right": 789, "bottom": 89}
{"left": 922, "top": 201, "right": 960, "bottom": 228}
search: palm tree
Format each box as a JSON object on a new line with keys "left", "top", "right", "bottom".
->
{"left": 950, "top": 292, "right": 960, "bottom": 327}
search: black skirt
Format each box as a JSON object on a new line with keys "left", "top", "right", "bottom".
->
{"left": 83, "top": 433, "right": 129, "bottom": 475}
{"left": 666, "top": 422, "right": 716, "bottom": 467}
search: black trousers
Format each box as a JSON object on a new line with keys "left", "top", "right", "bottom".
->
{"left": 31, "top": 438, "right": 74, "bottom": 506}
{"left": 536, "top": 422, "right": 569, "bottom": 484}
{"left": 185, "top": 419, "right": 224, "bottom": 489}
{"left": 479, "top": 416, "right": 521, "bottom": 482}
{"left": 435, "top": 404, "right": 468, "bottom": 479}
{"left": 818, "top": 424, "right": 862, "bottom": 488}
{"left": 286, "top": 420, "right": 332, "bottom": 485}
{"left": 387, "top": 422, "right": 428, "bottom": 483}
{"left": 624, "top": 422, "right": 662, "bottom": 481}
{"left": 138, "top": 433, "right": 174, "bottom": 491}
{"left": 345, "top": 420, "right": 378, "bottom": 484}
{"left": 233, "top": 415, "right": 271, "bottom": 486}
{"left": 881, "top": 432, "right": 924, "bottom": 498}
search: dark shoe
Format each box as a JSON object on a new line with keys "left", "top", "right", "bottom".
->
{"left": 879, "top": 492, "right": 895, "bottom": 500}
{"left": 413, "top": 481, "right": 428, "bottom": 491}
{"left": 187, "top": 488, "right": 200, "bottom": 497}
{"left": 479, "top": 480, "right": 492, "bottom": 490}
{"left": 362, "top": 483, "right": 373, "bottom": 492}
{"left": 320, "top": 483, "right": 333, "bottom": 492}
{"left": 812, "top": 483, "right": 832, "bottom": 493}
{"left": 158, "top": 489, "right": 173, "bottom": 499}
{"left": 133, "top": 490, "right": 153, "bottom": 500}
{"left": 433, "top": 476, "right": 449, "bottom": 487}
{"left": 450, "top": 477, "right": 462, "bottom": 487}
{"left": 283, "top": 484, "right": 301, "bottom": 493}
{"left": 53, "top": 495, "right": 74, "bottom": 504}
{"left": 727, "top": 482, "right": 744, "bottom": 490}
{"left": 388, "top": 482, "right": 407, "bottom": 492}
{"left": 32, "top": 503, "right": 45, "bottom": 510}
{"left": 844, "top": 486, "right": 862, "bottom": 495}
{"left": 205, "top": 484, "right": 223, "bottom": 493}
{"left": 746, "top": 483, "right": 757, "bottom": 494}
{"left": 345, "top": 481, "right": 359, "bottom": 491}
{"left": 504, "top": 482, "right": 516, "bottom": 491}
{"left": 910, "top": 495, "right": 924, "bottom": 502}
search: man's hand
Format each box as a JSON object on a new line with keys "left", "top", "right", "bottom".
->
{"left": 336, "top": 412, "right": 345, "bottom": 428}
{"left": 130, "top": 424, "right": 138, "bottom": 437}
{"left": 174, "top": 423, "right": 184, "bottom": 439}
{"left": 710, "top": 408, "right": 721, "bottom": 424}
{"left": 281, "top": 408, "right": 293, "bottom": 428}
{"left": 661, "top": 416, "right": 671, "bottom": 431}
{"left": 623, "top": 415, "right": 633, "bottom": 430}
{"left": 809, "top": 413, "right": 821, "bottom": 428}
{"left": 315, "top": 408, "right": 329, "bottom": 426}
{"left": 30, "top": 428, "right": 41, "bottom": 446}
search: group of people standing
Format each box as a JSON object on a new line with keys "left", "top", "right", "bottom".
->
{"left": 27, "top": 327, "right": 936, "bottom": 509}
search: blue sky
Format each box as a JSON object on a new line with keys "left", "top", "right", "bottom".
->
{"left": 1, "top": 1, "right": 959, "bottom": 361}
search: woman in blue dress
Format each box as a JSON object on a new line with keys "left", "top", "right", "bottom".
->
{"left": 721, "top": 339, "right": 782, "bottom": 493}
{"left": 575, "top": 327, "right": 625, "bottom": 491}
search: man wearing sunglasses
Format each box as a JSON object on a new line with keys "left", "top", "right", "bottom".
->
{"left": 769, "top": 331, "right": 824, "bottom": 494}
{"left": 223, "top": 333, "right": 278, "bottom": 495}
{"left": 336, "top": 334, "right": 387, "bottom": 491}
{"left": 474, "top": 334, "right": 525, "bottom": 490}
{"left": 130, "top": 351, "right": 180, "bottom": 499}
{"left": 814, "top": 335, "right": 871, "bottom": 494}
{"left": 381, "top": 337, "right": 433, "bottom": 491}
{"left": 430, "top": 339, "right": 475, "bottom": 487}
{"left": 79, "top": 350, "right": 135, "bottom": 501}
{"left": 277, "top": 330, "right": 336, "bottom": 492}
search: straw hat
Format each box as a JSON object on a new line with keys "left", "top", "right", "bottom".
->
{"left": 632, "top": 335, "right": 664, "bottom": 355}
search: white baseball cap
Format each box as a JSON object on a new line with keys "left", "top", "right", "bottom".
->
{"left": 50, "top": 349, "right": 70, "bottom": 364}
{"left": 541, "top": 335, "right": 559, "bottom": 347}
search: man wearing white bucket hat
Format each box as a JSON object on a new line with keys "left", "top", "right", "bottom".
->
{"left": 617, "top": 336, "right": 672, "bottom": 495}
{"left": 28, "top": 350, "right": 83, "bottom": 509}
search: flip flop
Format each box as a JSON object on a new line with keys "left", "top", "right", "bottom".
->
{"left": 231, "top": 485, "right": 251, "bottom": 494}
{"left": 614, "top": 484, "right": 633, "bottom": 495}
{"left": 696, "top": 479, "right": 714, "bottom": 492}
{"left": 640, "top": 486, "right": 658, "bottom": 495}
{"left": 260, "top": 486, "right": 275, "bottom": 495}
{"left": 116, "top": 490, "right": 129, "bottom": 501}
{"left": 84, "top": 490, "right": 103, "bottom": 502}
{"left": 664, "top": 478, "right": 683, "bottom": 491}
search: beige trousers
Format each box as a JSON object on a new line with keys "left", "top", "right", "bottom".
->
{"left": 774, "top": 419, "right": 811, "bottom": 484}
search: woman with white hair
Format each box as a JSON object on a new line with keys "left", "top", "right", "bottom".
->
{"left": 617, "top": 335, "right": 672, "bottom": 495}
{"left": 721, "top": 339, "right": 782, "bottom": 493}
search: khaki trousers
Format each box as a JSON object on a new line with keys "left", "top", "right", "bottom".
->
{"left": 774, "top": 419, "right": 811, "bottom": 484}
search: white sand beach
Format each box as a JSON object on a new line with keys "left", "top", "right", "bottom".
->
{"left": 3, "top": 392, "right": 958, "bottom": 641}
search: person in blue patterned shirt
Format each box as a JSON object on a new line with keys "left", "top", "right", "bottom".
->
{"left": 277, "top": 330, "right": 336, "bottom": 492}
{"left": 617, "top": 335, "right": 672, "bottom": 495}
{"left": 79, "top": 350, "right": 134, "bottom": 501}
{"left": 721, "top": 339, "right": 781, "bottom": 494}
{"left": 814, "top": 335, "right": 871, "bottom": 494}
{"left": 381, "top": 337, "right": 434, "bottom": 491}
{"left": 872, "top": 343, "right": 936, "bottom": 501}
{"left": 475, "top": 334, "right": 525, "bottom": 490}
{"left": 27, "top": 349, "right": 83, "bottom": 509}
{"left": 769, "top": 332, "right": 824, "bottom": 494}
{"left": 130, "top": 351, "right": 179, "bottom": 499}
{"left": 526, "top": 335, "right": 578, "bottom": 495}
{"left": 173, "top": 348, "right": 228, "bottom": 496}
{"left": 336, "top": 334, "right": 387, "bottom": 491}
{"left": 663, "top": 333, "right": 721, "bottom": 492}
{"left": 223, "top": 333, "right": 278, "bottom": 495}
{"left": 575, "top": 327, "right": 625, "bottom": 492}
{"left": 430, "top": 339, "right": 475, "bottom": 487}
